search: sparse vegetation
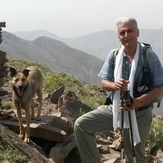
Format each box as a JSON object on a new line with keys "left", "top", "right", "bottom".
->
{"left": 147, "top": 115, "right": 163, "bottom": 154}
{"left": 0, "top": 133, "right": 26, "bottom": 163}
{"left": 3, "top": 58, "right": 163, "bottom": 161}
{"left": 1, "top": 102, "right": 12, "bottom": 110}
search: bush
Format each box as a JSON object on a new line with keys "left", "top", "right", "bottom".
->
{"left": 147, "top": 115, "right": 163, "bottom": 154}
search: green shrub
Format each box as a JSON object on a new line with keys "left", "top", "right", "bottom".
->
{"left": 147, "top": 115, "right": 163, "bottom": 154}
{"left": 1, "top": 102, "right": 12, "bottom": 110}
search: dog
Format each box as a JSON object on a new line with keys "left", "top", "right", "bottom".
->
{"left": 9, "top": 66, "right": 43, "bottom": 143}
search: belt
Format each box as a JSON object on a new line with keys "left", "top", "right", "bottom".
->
{"left": 135, "top": 104, "right": 151, "bottom": 113}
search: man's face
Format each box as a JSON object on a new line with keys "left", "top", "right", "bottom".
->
{"left": 117, "top": 21, "right": 139, "bottom": 48}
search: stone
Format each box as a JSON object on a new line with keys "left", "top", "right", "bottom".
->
{"left": 49, "top": 133, "right": 76, "bottom": 163}
{"left": 156, "top": 149, "right": 163, "bottom": 159}
{"left": 57, "top": 90, "right": 92, "bottom": 124}
{"left": 109, "top": 138, "right": 121, "bottom": 151}
{"left": 49, "top": 116, "right": 74, "bottom": 135}
{"left": 96, "top": 137, "right": 113, "bottom": 145}
{"left": 103, "top": 158, "right": 120, "bottom": 163}
{"left": 0, "top": 66, "right": 8, "bottom": 77}
{"left": 98, "top": 144, "right": 110, "bottom": 154}
{"left": 0, "top": 115, "right": 69, "bottom": 143}
{"left": 0, "top": 90, "right": 8, "bottom": 96}
{"left": 0, "top": 22, "right": 6, "bottom": 27}
{"left": 0, "top": 51, "right": 7, "bottom": 65}
{"left": 50, "top": 86, "right": 65, "bottom": 104}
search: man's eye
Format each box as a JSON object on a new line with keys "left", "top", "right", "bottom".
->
{"left": 120, "top": 31, "right": 125, "bottom": 36}
{"left": 128, "top": 29, "right": 132, "bottom": 33}
{"left": 119, "top": 30, "right": 133, "bottom": 36}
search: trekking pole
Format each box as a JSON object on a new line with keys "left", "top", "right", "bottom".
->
{"left": 120, "top": 91, "right": 126, "bottom": 163}
{"left": 120, "top": 109, "right": 125, "bottom": 163}
{"left": 120, "top": 91, "right": 136, "bottom": 163}
{"left": 128, "top": 111, "right": 136, "bottom": 163}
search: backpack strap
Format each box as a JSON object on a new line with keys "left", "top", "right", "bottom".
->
{"left": 105, "top": 49, "right": 119, "bottom": 105}
{"left": 112, "top": 48, "right": 119, "bottom": 66}
{"left": 140, "top": 42, "right": 152, "bottom": 69}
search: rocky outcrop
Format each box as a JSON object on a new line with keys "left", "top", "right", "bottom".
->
{"left": 0, "top": 76, "right": 163, "bottom": 162}
{"left": 0, "top": 123, "right": 53, "bottom": 163}
{"left": 0, "top": 22, "right": 8, "bottom": 105}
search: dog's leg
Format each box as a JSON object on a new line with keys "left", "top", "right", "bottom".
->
{"left": 30, "top": 100, "right": 35, "bottom": 120}
{"left": 24, "top": 107, "right": 30, "bottom": 143}
{"left": 35, "top": 88, "right": 42, "bottom": 121}
{"left": 15, "top": 104, "right": 25, "bottom": 139}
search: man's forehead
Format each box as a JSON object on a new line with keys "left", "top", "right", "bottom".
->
{"left": 118, "top": 21, "right": 134, "bottom": 28}
{"left": 117, "top": 22, "right": 135, "bottom": 31}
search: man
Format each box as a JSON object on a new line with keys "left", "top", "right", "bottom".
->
{"left": 74, "top": 17, "right": 163, "bottom": 163}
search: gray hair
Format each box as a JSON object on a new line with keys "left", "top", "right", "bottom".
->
{"left": 116, "top": 17, "right": 138, "bottom": 29}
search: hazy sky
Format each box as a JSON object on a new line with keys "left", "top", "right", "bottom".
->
{"left": 1, "top": 0, "right": 163, "bottom": 38}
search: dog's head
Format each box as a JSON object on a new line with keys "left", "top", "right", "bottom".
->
{"left": 9, "top": 67, "right": 30, "bottom": 97}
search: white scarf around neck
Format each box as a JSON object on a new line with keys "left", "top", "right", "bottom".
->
{"left": 113, "top": 43, "right": 141, "bottom": 145}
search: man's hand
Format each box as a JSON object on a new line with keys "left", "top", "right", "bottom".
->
{"left": 120, "top": 91, "right": 134, "bottom": 111}
{"left": 115, "top": 79, "right": 130, "bottom": 91}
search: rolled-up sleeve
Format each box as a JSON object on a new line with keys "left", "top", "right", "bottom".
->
{"left": 98, "top": 49, "right": 116, "bottom": 81}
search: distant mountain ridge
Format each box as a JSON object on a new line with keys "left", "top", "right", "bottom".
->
{"left": 12, "top": 29, "right": 163, "bottom": 64}
{"left": 1, "top": 31, "right": 103, "bottom": 85}
{"left": 12, "top": 29, "right": 61, "bottom": 41}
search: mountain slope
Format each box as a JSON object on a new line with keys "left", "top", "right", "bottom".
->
{"left": 1, "top": 31, "right": 104, "bottom": 85}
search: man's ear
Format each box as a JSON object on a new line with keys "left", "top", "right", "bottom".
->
{"left": 137, "top": 29, "right": 139, "bottom": 37}
{"left": 117, "top": 32, "right": 121, "bottom": 41}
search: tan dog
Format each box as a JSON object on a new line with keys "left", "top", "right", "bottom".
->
{"left": 9, "top": 66, "right": 43, "bottom": 143}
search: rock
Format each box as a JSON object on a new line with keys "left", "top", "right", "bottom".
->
{"left": 156, "top": 150, "right": 163, "bottom": 159}
{"left": 0, "top": 115, "right": 69, "bottom": 143}
{"left": 0, "top": 123, "right": 52, "bottom": 163}
{"left": 96, "top": 136, "right": 113, "bottom": 145}
{"left": 98, "top": 144, "right": 110, "bottom": 154}
{"left": 0, "top": 66, "right": 8, "bottom": 77}
{"left": 49, "top": 133, "right": 76, "bottom": 163}
{"left": 0, "top": 22, "right": 6, "bottom": 27}
{"left": 57, "top": 90, "right": 92, "bottom": 124}
{"left": 155, "top": 150, "right": 163, "bottom": 162}
{"left": 109, "top": 138, "right": 121, "bottom": 151}
{"left": 49, "top": 116, "right": 74, "bottom": 135}
{"left": 50, "top": 86, "right": 65, "bottom": 104}
{"left": 103, "top": 158, "right": 120, "bottom": 163}
{"left": 0, "top": 51, "right": 7, "bottom": 65}
{"left": 0, "top": 90, "right": 9, "bottom": 96}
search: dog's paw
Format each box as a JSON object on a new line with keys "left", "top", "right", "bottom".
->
{"left": 24, "top": 137, "right": 30, "bottom": 143}
{"left": 19, "top": 134, "right": 24, "bottom": 139}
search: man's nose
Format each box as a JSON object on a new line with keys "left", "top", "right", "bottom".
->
{"left": 124, "top": 31, "right": 129, "bottom": 37}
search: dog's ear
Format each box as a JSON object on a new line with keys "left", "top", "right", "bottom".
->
{"left": 22, "top": 69, "right": 30, "bottom": 77}
{"left": 9, "top": 67, "right": 17, "bottom": 77}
